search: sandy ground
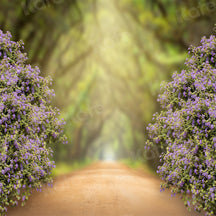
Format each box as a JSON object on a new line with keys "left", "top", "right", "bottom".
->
{"left": 7, "top": 162, "right": 204, "bottom": 216}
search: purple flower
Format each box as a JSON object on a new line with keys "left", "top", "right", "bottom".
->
{"left": 145, "top": 33, "right": 216, "bottom": 216}
{"left": 0, "top": 29, "right": 67, "bottom": 213}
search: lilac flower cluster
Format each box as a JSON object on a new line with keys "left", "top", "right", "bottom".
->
{"left": 146, "top": 34, "right": 216, "bottom": 215}
{"left": 0, "top": 30, "right": 67, "bottom": 214}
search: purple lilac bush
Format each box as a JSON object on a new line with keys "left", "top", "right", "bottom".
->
{"left": 0, "top": 30, "right": 67, "bottom": 214}
{"left": 146, "top": 34, "right": 216, "bottom": 215}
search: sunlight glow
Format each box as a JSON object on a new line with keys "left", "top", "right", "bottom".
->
{"left": 102, "top": 150, "right": 116, "bottom": 161}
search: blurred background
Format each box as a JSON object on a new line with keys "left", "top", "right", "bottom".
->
{"left": 1, "top": 0, "right": 216, "bottom": 174}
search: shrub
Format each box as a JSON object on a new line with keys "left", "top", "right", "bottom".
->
{"left": 146, "top": 34, "right": 216, "bottom": 216}
{"left": 0, "top": 30, "right": 67, "bottom": 214}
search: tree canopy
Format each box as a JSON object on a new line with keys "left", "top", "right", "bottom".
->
{"left": 1, "top": 0, "right": 215, "bottom": 164}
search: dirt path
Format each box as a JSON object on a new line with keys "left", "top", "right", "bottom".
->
{"left": 8, "top": 162, "right": 203, "bottom": 216}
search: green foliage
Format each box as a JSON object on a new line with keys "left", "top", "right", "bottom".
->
{"left": 51, "top": 158, "right": 93, "bottom": 177}
{"left": 1, "top": 0, "right": 216, "bottom": 166}
{"left": 121, "top": 159, "right": 156, "bottom": 176}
